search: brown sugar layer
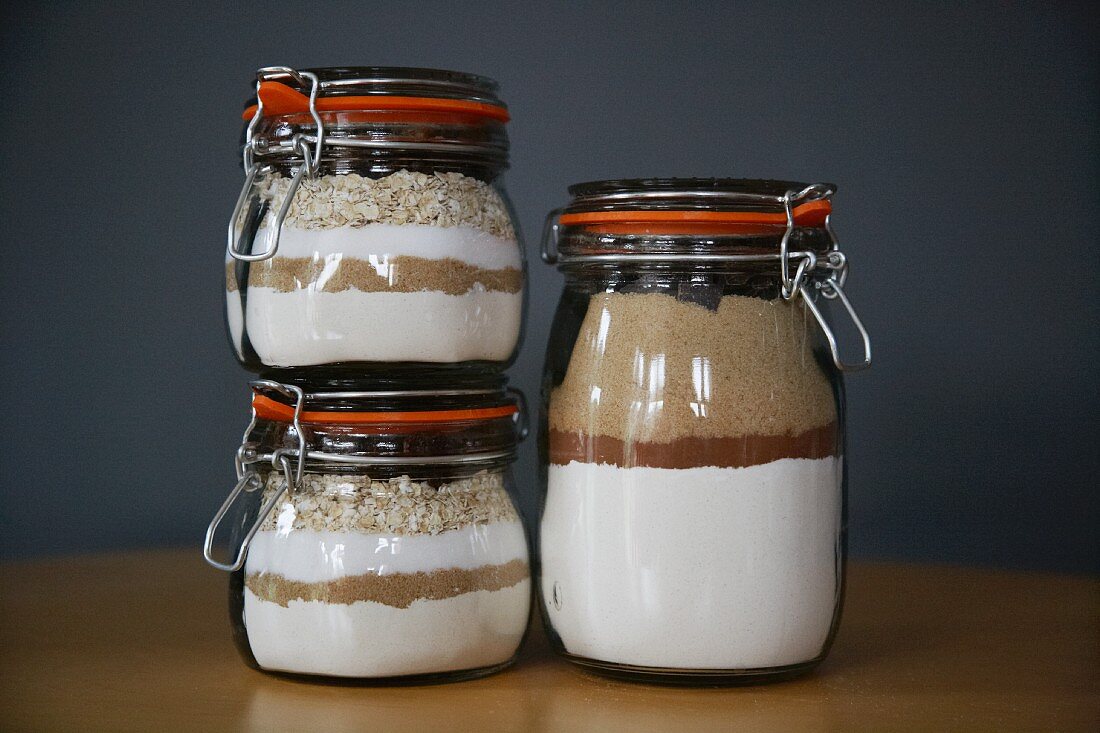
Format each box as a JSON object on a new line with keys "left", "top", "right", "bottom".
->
{"left": 245, "top": 558, "right": 529, "bottom": 609}
{"left": 226, "top": 256, "right": 522, "bottom": 295}
{"left": 549, "top": 292, "right": 837, "bottom": 442}
{"left": 548, "top": 423, "right": 837, "bottom": 470}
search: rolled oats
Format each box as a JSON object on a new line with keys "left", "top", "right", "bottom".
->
{"left": 259, "top": 169, "right": 515, "bottom": 239}
{"left": 258, "top": 470, "right": 519, "bottom": 535}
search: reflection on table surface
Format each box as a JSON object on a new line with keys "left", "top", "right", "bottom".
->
{"left": 1, "top": 551, "right": 1096, "bottom": 732}
{"left": 243, "top": 646, "right": 833, "bottom": 733}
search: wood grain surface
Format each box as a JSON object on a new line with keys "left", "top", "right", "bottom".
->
{"left": 1, "top": 550, "right": 1096, "bottom": 732}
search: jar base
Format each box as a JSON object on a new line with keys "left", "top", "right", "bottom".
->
{"left": 257, "top": 362, "right": 509, "bottom": 391}
{"left": 557, "top": 651, "right": 824, "bottom": 686}
{"left": 246, "top": 654, "right": 518, "bottom": 687}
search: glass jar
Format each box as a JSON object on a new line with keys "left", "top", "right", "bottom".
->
{"left": 537, "top": 179, "right": 871, "bottom": 683}
{"left": 204, "top": 380, "right": 531, "bottom": 682}
{"left": 225, "top": 67, "right": 525, "bottom": 383}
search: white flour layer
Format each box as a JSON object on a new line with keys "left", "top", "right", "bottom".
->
{"left": 245, "top": 521, "right": 528, "bottom": 582}
{"left": 243, "top": 521, "right": 530, "bottom": 678}
{"left": 243, "top": 223, "right": 521, "bottom": 270}
{"left": 244, "top": 581, "right": 530, "bottom": 678}
{"left": 540, "top": 458, "right": 842, "bottom": 670}
{"left": 226, "top": 223, "right": 523, "bottom": 365}
{"left": 239, "top": 287, "right": 521, "bottom": 365}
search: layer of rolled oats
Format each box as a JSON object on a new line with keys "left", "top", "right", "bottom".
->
{"left": 258, "top": 169, "right": 515, "bottom": 239}
{"left": 258, "top": 470, "right": 519, "bottom": 535}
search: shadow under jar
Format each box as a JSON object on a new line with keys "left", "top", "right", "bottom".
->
{"left": 537, "top": 179, "right": 872, "bottom": 684}
{"left": 204, "top": 380, "right": 532, "bottom": 683}
{"left": 225, "top": 67, "right": 525, "bottom": 386}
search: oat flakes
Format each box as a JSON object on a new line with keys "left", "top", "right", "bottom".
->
{"left": 257, "top": 169, "right": 515, "bottom": 239}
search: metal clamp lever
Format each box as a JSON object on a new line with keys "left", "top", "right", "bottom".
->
{"left": 248, "top": 379, "right": 307, "bottom": 487}
{"left": 228, "top": 66, "right": 323, "bottom": 263}
{"left": 799, "top": 278, "right": 873, "bottom": 371}
{"left": 227, "top": 138, "right": 312, "bottom": 262}
{"left": 779, "top": 184, "right": 833, "bottom": 300}
{"left": 507, "top": 386, "right": 530, "bottom": 441}
{"left": 541, "top": 207, "right": 564, "bottom": 264}
{"left": 202, "top": 470, "right": 286, "bottom": 572}
{"left": 203, "top": 380, "right": 307, "bottom": 571}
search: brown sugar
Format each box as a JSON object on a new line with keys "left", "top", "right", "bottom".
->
{"left": 548, "top": 422, "right": 837, "bottom": 469}
{"left": 226, "top": 256, "right": 522, "bottom": 295}
{"left": 246, "top": 558, "right": 530, "bottom": 609}
{"left": 549, "top": 292, "right": 837, "bottom": 445}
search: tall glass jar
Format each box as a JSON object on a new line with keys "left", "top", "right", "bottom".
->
{"left": 225, "top": 67, "right": 525, "bottom": 385}
{"left": 204, "top": 380, "right": 531, "bottom": 682}
{"left": 537, "top": 179, "right": 871, "bottom": 683}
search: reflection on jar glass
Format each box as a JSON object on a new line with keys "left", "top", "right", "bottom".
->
{"left": 225, "top": 67, "right": 525, "bottom": 384}
{"left": 537, "top": 178, "right": 871, "bottom": 683}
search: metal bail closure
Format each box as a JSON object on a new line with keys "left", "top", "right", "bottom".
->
{"left": 228, "top": 66, "right": 324, "bottom": 263}
{"left": 799, "top": 278, "right": 873, "bottom": 371}
{"left": 540, "top": 207, "right": 564, "bottom": 264}
{"left": 203, "top": 380, "right": 307, "bottom": 571}
{"left": 507, "top": 386, "right": 530, "bottom": 441}
{"left": 226, "top": 139, "right": 311, "bottom": 262}
{"left": 774, "top": 184, "right": 871, "bottom": 371}
{"left": 250, "top": 379, "right": 308, "bottom": 488}
{"left": 202, "top": 470, "right": 285, "bottom": 572}
{"left": 779, "top": 184, "right": 832, "bottom": 300}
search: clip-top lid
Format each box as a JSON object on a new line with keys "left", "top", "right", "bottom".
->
{"left": 556, "top": 178, "right": 833, "bottom": 236}
{"left": 240, "top": 66, "right": 510, "bottom": 123}
{"left": 541, "top": 178, "right": 872, "bottom": 373}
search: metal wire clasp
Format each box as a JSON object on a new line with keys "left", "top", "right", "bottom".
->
{"left": 540, "top": 207, "right": 564, "bottom": 264}
{"left": 800, "top": 277, "right": 872, "bottom": 371}
{"left": 203, "top": 380, "right": 307, "bottom": 572}
{"left": 227, "top": 67, "right": 324, "bottom": 263}
{"left": 780, "top": 187, "right": 872, "bottom": 371}
{"left": 507, "top": 386, "right": 530, "bottom": 441}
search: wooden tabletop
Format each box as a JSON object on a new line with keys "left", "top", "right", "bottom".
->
{"left": 0, "top": 550, "right": 1096, "bottom": 732}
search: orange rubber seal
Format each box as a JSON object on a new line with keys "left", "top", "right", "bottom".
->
{"left": 252, "top": 394, "right": 517, "bottom": 425}
{"left": 559, "top": 199, "right": 831, "bottom": 235}
{"left": 241, "top": 81, "right": 510, "bottom": 123}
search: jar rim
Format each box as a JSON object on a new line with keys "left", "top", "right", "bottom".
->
{"left": 551, "top": 178, "right": 835, "bottom": 247}
{"left": 300, "top": 66, "right": 503, "bottom": 105}
{"left": 249, "top": 381, "right": 524, "bottom": 432}
{"left": 568, "top": 177, "right": 827, "bottom": 196}
{"left": 564, "top": 178, "right": 835, "bottom": 212}
{"left": 253, "top": 393, "right": 518, "bottom": 426}
{"left": 240, "top": 66, "right": 509, "bottom": 122}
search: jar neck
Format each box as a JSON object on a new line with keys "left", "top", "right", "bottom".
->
{"left": 248, "top": 112, "right": 509, "bottom": 180}
{"left": 560, "top": 265, "right": 789, "bottom": 302}
{"left": 556, "top": 227, "right": 832, "bottom": 297}
{"left": 258, "top": 367, "right": 508, "bottom": 394}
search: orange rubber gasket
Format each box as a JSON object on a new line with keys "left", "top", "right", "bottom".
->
{"left": 241, "top": 81, "right": 510, "bottom": 123}
{"left": 252, "top": 394, "right": 517, "bottom": 425}
{"left": 559, "top": 199, "right": 830, "bottom": 235}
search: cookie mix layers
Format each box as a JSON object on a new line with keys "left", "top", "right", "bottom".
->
{"left": 226, "top": 170, "right": 522, "bottom": 366}
{"left": 542, "top": 292, "right": 841, "bottom": 670}
{"left": 243, "top": 471, "right": 530, "bottom": 678}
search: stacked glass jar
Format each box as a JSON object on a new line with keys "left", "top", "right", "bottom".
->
{"left": 205, "top": 67, "right": 530, "bottom": 683}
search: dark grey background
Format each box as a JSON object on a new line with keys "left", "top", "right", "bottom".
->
{"left": 1, "top": 1, "right": 1096, "bottom": 572}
